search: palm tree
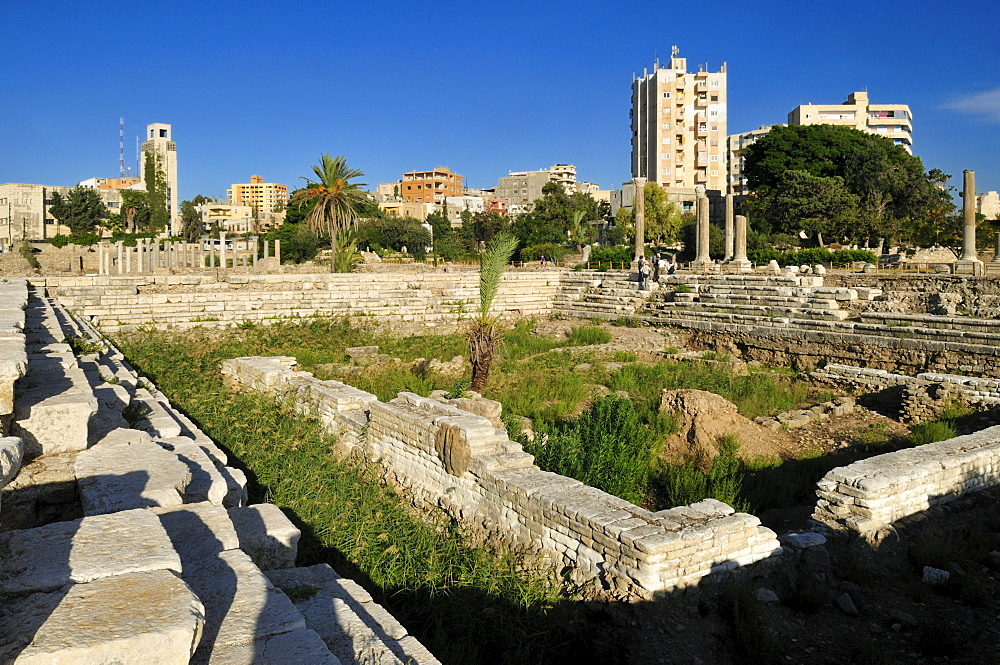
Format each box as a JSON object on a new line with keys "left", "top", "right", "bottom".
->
{"left": 291, "top": 154, "right": 367, "bottom": 272}
{"left": 468, "top": 232, "right": 519, "bottom": 393}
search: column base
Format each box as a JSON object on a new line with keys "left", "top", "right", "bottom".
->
{"left": 954, "top": 259, "right": 984, "bottom": 275}
{"left": 690, "top": 259, "right": 716, "bottom": 270}
{"left": 726, "top": 259, "right": 753, "bottom": 273}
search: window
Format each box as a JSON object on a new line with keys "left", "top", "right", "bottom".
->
{"left": 661, "top": 153, "right": 671, "bottom": 160}
{"left": 711, "top": 96, "right": 718, "bottom": 102}
{"left": 662, "top": 168, "right": 671, "bottom": 175}
{"left": 710, "top": 155, "right": 719, "bottom": 161}
{"left": 710, "top": 110, "right": 718, "bottom": 116}
{"left": 662, "top": 92, "right": 671, "bottom": 98}
{"left": 662, "top": 138, "right": 671, "bottom": 144}
{"left": 710, "top": 80, "right": 719, "bottom": 87}
{"left": 711, "top": 170, "right": 718, "bottom": 176}
{"left": 662, "top": 123, "right": 670, "bottom": 129}
{"left": 805, "top": 114, "right": 812, "bottom": 119}
{"left": 710, "top": 140, "right": 718, "bottom": 146}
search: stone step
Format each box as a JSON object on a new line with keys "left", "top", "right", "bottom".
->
{"left": 267, "top": 564, "right": 442, "bottom": 665}
{"left": 0, "top": 569, "right": 205, "bottom": 665}
{"left": 0, "top": 508, "right": 181, "bottom": 595}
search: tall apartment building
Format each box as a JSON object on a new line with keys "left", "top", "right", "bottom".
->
{"left": 788, "top": 91, "right": 913, "bottom": 153}
{"left": 726, "top": 125, "right": 785, "bottom": 197}
{"left": 228, "top": 175, "right": 289, "bottom": 227}
{"left": 495, "top": 164, "right": 578, "bottom": 213}
{"left": 399, "top": 167, "right": 463, "bottom": 204}
{"left": 0, "top": 182, "right": 132, "bottom": 242}
{"left": 631, "top": 47, "right": 728, "bottom": 196}
{"left": 979, "top": 191, "right": 1000, "bottom": 220}
{"left": 139, "top": 123, "right": 179, "bottom": 234}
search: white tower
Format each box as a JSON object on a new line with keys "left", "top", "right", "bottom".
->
{"left": 139, "top": 123, "right": 179, "bottom": 234}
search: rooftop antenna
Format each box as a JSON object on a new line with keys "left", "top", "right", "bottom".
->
{"left": 135, "top": 136, "right": 140, "bottom": 176}
{"left": 119, "top": 118, "right": 125, "bottom": 178}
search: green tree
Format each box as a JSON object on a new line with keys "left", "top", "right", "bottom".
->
{"left": 179, "top": 200, "right": 203, "bottom": 242}
{"left": 356, "top": 216, "right": 431, "bottom": 260}
{"left": 120, "top": 190, "right": 152, "bottom": 232}
{"left": 48, "top": 187, "right": 108, "bottom": 235}
{"left": 759, "top": 170, "right": 859, "bottom": 245}
{"left": 143, "top": 151, "right": 170, "bottom": 232}
{"left": 644, "top": 182, "right": 682, "bottom": 244}
{"left": 744, "top": 124, "right": 942, "bottom": 244}
{"left": 290, "top": 154, "right": 368, "bottom": 272}
{"left": 469, "top": 232, "right": 518, "bottom": 393}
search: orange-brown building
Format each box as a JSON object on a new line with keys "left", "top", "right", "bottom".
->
{"left": 399, "top": 167, "right": 462, "bottom": 204}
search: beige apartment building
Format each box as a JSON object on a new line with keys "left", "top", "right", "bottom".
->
{"left": 726, "top": 125, "right": 785, "bottom": 197}
{"left": 788, "top": 91, "right": 913, "bottom": 153}
{"left": 139, "top": 123, "right": 179, "bottom": 234}
{"left": 631, "top": 47, "right": 728, "bottom": 196}
{"left": 0, "top": 182, "right": 132, "bottom": 242}
{"left": 979, "top": 191, "right": 1000, "bottom": 220}
{"left": 495, "top": 164, "right": 579, "bottom": 214}
{"left": 227, "top": 175, "right": 288, "bottom": 228}
{"left": 196, "top": 202, "right": 255, "bottom": 234}
{"left": 399, "top": 168, "right": 463, "bottom": 204}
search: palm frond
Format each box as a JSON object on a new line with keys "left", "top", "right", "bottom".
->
{"left": 477, "top": 232, "right": 518, "bottom": 319}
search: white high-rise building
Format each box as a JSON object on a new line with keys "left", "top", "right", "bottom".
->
{"left": 631, "top": 47, "right": 728, "bottom": 195}
{"left": 139, "top": 123, "right": 179, "bottom": 234}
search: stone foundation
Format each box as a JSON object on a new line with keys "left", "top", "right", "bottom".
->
{"left": 222, "top": 356, "right": 783, "bottom": 599}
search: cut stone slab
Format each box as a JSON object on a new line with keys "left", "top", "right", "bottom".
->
{"left": 0, "top": 508, "right": 181, "bottom": 595}
{"left": 0, "top": 569, "right": 205, "bottom": 665}
{"left": 132, "top": 390, "right": 184, "bottom": 438}
{"left": 12, "top": 391, "right": 98, "bottom": 459}
{"left": 267, "top": 564, "right": 441, "bottom": 665}
{"left": 0, "top": 436, "right": 23, "bottom": 487}
{"left": 219, "top": 465, "right": 248, "bottom": 509}
{"left": 92, "top": 427, "right": 153, "bottom": 447}
{"left": 229, "top": 504, "right": 300, "bottom": 570}
{"left": 152, "top": 502, "right": 241, "bottom": 563}
{"left": 186, "top": 549, "right": 306, "bottom": 662}
{"left": 0, "top": 450, "right": 80, "bottom": 532}
{"left": 198, "top": 628, "right": 340, "bottom": 665}
{"left": 155, "top": 438, "right": 229, "bottom": 505}
{"left": 75, "top": 440, "right": 191, "bottom": 516}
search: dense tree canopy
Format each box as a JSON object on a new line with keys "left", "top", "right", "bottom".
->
{"left": 743, "top": 124, "right": 951, "bottom": 244}
{"left": 143, "top": 151, "right": 170, "bottom": 232}
{"left": 48, "top": 186, "right": 108, "bottom": 235}
{"left": 643, "top": 182, "right": 682, "bottom": 244}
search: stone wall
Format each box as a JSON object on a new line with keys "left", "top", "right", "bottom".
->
{"left": 222, "top": 356, "right": 783, "bottom": 599}
{"left": 822, "top": 274, "right": 1000, "bottom": 318}
{"left": 814, "top": 425, "right": 1000, "bottom": 536}
{"left": 36, "top": 270, "right": 568, "bottom": 334}
{"left": 0, "top": 284, "right": 440, "bottom": 664}
{"left": 812, "top": 363, "right": 1000, "bottom": 422}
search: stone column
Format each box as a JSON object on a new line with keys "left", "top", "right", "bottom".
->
{"left": 252, "top": 236, "right": 259, "bottom": 271}
{"left": 993, "top": 232, "right": 1000, "bottom": 263}
{"left": 126, "top": 244, "right": 132, "bottom": 274}
{"left": 97, "top": 243, "right": 105, "bottom": 275}
{"left": 692, "top": 186, "right": 713, "bottom": 268}
{"left": 263, "top": 239, "right": 269, "bottom": 259}
{"left": 731, "top": 214, "right": 752, "bottom": 272}
{"left": 632, "top": 177, "right": 646, "bottom": 262}
{"left": 153, "top": 241, "right": 160, "bottom": 270}
{"left": 209, "top": 241, "right": 215, "bottom": 269}
{"left": 196, "top": 242, "right": 203, "bottom": 270}
{"left": 274, "top": 238, "right": 281, "bottom": 266}
{"left": 723, "top": 192, "right": 734, "bottom": 261}
{"left": 116, "top": 242, "right": 123, "bottom": 275}
{"left": 957, "top": 170, "right": 984, "bottom": 274}
{"left": 219, "top": 233, "right": 227, "bottom": 270}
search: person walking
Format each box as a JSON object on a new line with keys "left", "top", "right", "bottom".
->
{"left": 637, "top": 256, "right": 648, "bottom": 290}
{"left": 540, "top": 254, "right": 547, "bottom": 269}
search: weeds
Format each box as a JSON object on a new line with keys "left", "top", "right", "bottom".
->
{"left": 652, "top": 435, "right": 748, "bottom": 512}
{"left": 566, "top": 325, "right": 611, "bottom": 346}
{"left": 64, "top": 335, "right": 103, "bottom": 356}
{"left": 909, "top": 420, "right": 957, "bottom": 446}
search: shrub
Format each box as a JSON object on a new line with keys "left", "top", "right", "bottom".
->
{"left": 652, "top": 435, "right": 747, "bottom": 511}
{"left": 674, "top": 283, "right": 693, "bottom": 294}
{"left": 525, "top": 396, "right": 655, "bottom": 505}
{"left": 909, "top": 420, "right": 957, "bottom": 446}
{"left": 746, "top": 247, "right": 878, "bottom": 267}
{"left": 566, "top": 325, "right": 611, "bottom": 346}
{"left": 19, "top": 243, "right": 39, "bottom": 269}
{"left": 519, "top": 243, "right": 568, "bottom": 262}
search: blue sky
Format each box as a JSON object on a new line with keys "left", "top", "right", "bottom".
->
{"left": 2, "top": 1, "right": 998, "bottom": 201}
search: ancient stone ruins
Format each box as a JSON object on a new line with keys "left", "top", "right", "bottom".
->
{"left": 2, "top": 239, "right": 1000, "bottom": 662}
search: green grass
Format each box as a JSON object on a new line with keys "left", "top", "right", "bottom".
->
{"left": 566, "top": 325, "right": 611, "bottom": 346}
{"left": 909, "top": 420, "right": 957, "bottom": 446}
{"left": 115, "top": 323, "right": 625, "bottom": 665}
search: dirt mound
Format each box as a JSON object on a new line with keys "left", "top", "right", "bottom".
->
{"left": 659, "top": 389, "right": 793, "bottom": 464}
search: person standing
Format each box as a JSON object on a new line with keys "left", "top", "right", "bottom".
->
{"left": 637, "top": 256, "right": 647, "bottom": 290}
{"left": 540, "top": 254, "right": 547, "bottom": 269}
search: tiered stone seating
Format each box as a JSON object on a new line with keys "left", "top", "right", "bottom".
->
{"left": 552, "top": 272, "right": 660, "bottom": 319}
{"left": 0, "top": 284, "right": 441, "bottom": 664}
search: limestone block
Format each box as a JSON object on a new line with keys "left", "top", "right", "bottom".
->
{"left": 203, "top": 629, "right": 340, "bottom": 665}
{"left": 220, "top": 465, "right": 249, "bottom": 508}
{"left": 229, "top": 503, "right": 301, "bottom": 570}
{"left": 0, "top": 508, "right": 182, "bottom": 595}
{"left": 186, "top": 549, "right": 306, "bottom": 661}
{"left": 0, "top": 569, "right": 205, "bottom": 665}
{"left": 92, "top": 427, "right": 153, "bottom": 447}
{"left": 0, "top": 436, "right": 22, "bottom": 488}
{"left": 156, "top": 439, "right": 229, "bottom": 505}
{"left": 0, "top": 450, "right": 78, "bottom": 532}
{"left": 152, "top": 502, "right": 241, "bottom": 562}
{"left": 75, "top": 439, "right": 191, "bottom": 515}
{"left": 12, "top": 391, "right": 98, "bottom": 459}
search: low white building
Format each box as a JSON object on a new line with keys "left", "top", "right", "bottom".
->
{"left": 443, "top": 195, "right": 484, "bottom": 227}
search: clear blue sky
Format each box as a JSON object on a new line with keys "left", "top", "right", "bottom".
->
{"left": 3, "top": 1, "right": 998, "bottom": 201}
